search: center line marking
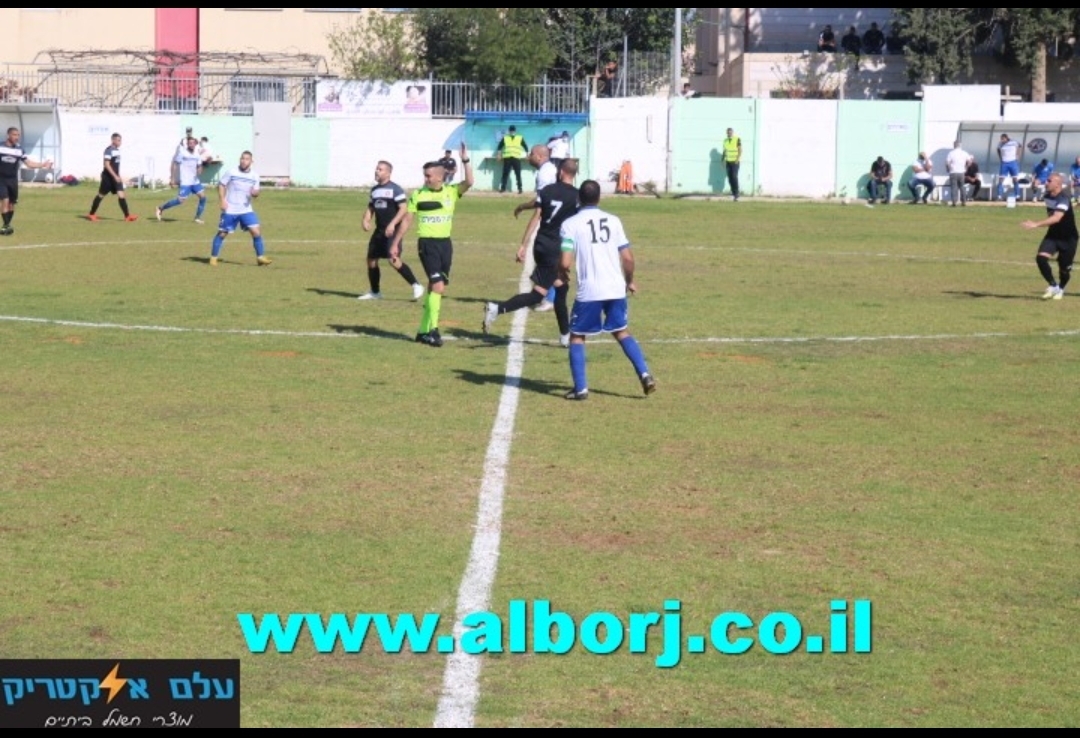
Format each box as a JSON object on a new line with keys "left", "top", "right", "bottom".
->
{"left": 432, "top": 251, "right": 535, "bottom": 729}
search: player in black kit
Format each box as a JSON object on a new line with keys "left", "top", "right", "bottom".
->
{"left": 482, "top": 158, "right": 580, "bottom": 345}
{"left": 0, "top": 127, "right": 53, "bottom": 235}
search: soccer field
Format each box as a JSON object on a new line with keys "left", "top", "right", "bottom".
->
{"left": 2, "top": 185, "right": 1078, "bottom": 727}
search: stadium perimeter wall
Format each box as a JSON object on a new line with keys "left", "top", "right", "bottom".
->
{"left": 42, "top": 87, "right": 1080, "bottom": 197}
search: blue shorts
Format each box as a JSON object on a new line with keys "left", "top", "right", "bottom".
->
{"left": 999, "top": 161, "right": 1020, "bottom": 179}
{"left": 569, "top": 298, "right": 629, "bottom": 336}
{"left": 179, "top": 183, "right": 205, "bottom": 199}
{"left": 218, "top": 212, "right": 259, "bottom": 233}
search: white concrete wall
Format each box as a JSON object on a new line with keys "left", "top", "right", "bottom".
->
{"left": 60, "top": 113, "right": 182, "bottom": 184}
{"left": 1003, "top": 103, "right": 1080, "bottom": 122}
{"left": 757, "top": 99, "right": 838, "bottom": 197}
{"left": 52, "top": 92, "right": 1080, "bottom": 197}
{"left": 588, "top": 96, "right": 669, "bottom": 192}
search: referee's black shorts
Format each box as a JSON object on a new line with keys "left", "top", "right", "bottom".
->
{"left": 418, "top": 237, "right": 453, "bottom": 285}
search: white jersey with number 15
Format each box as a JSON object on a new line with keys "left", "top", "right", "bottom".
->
{"left": 560, "top": 206, "right": 631, "bottom": 302}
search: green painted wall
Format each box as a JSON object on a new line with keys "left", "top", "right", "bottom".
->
{"left": 290, "top": 117, "right": 330, "bottom": 187}
{"left": 834, "top": 101, "right": 922, "bottom": 201}
{"left": 671, "top": 97, "right": 758, "bottom": 195}
{"left": 179, "top": 115, "right": 253, "bottom": 167}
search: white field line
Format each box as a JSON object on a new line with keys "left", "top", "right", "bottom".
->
{"left": 0, "top": 238, "right": 357, "bottom": 252}
{"left": 0, "top": 237, "right": 1034, "bottom": 268}
{"left": 432, "top": 252, "right": 536, "bottom": 729}
{"left": 4, "top": 314, "right": 1080, "bottom": 345}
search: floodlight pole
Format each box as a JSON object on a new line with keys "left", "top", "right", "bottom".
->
{"left": 672, "top": 8, "right": 682, "bottom": 96}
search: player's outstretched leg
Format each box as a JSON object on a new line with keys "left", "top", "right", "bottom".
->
{"left": 157, "top": 197, "right": 183, "bottom": 221}
{"left": 483, "top": 290, "right": 544, "bottom": 334}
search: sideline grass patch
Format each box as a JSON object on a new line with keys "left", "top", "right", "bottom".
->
{"left": 2, "top": 186, "right": 1078, "bottom": 726}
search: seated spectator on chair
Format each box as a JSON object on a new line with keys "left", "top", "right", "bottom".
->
{"left": 907, "top": 152, "right": 934, "bottom": 204}
{"left": 817, "top": 25, "right": 836, "bottom": 53}
{"left": 867, "top": 155, "right": 892, "bottom": 204}
{"left": 841, "top": 26, "right": 861, "bottom": 56}
{"left": 1033, "top": 158, "right": 1054, "bottom": 198}
{"left": 862, "top": 23, "right": 885, "bottom": 55}
{"left": 964, "top": 158, "right": 982, "bottom": 201}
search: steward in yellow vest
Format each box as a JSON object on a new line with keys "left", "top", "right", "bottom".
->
{"left": 722, "top": 127, "right": 742, "bottom": 201}
{"left": 497, "top": 125, "right": 528, "bottom": 193}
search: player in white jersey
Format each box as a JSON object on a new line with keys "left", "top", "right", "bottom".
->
{"left": 209, "top": 151, "right": 270, "bottom": 266}
{"left": 156, "top": 137, "right": 207, "bottom": 223}
{"left": 558, "top": 179, "right": 656, "bottom": 400}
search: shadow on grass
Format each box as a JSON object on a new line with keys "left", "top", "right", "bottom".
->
{"left": 451, "top": 369, "right": 565, "bottom": 397}
{"left": 944, "top": 290, "right": 1044, "bottom": 301}
{"left": 448, "top": 295, "right": 490, "bottom": 306}
{"left": 327, "top": 324, "right": 415, "bottom": 342}
{"left": 452, "top": 369, "right": 641, "bottom": 400}
{"left": 182, "top": 256, "right": 217, "bottom": 265}
{"left": 308, "top": 287, "right": 362, "bottom": 300}
{"left": 450, "top": 327, "right": 569, "bottom": 351}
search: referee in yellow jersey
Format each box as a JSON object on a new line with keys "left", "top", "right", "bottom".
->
{"left": 392, "top": 142, "right": 474, "bottom": 347}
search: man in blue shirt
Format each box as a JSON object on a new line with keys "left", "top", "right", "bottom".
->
{"left": 1032, "top": 158, "right": 1054, "bottom": 199}
{"left": 1070, "top": 155, "right": 1080, "bottom": 205}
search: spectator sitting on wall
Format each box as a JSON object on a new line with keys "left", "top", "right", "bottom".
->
{"left": 198, "top": 137, "right": 218, "bottom": 164}
{"left": 885, "top": 25, "right": 904, "bottom": 54}
{"left": 841, "top": 26, "right": 861, "bottom": 56}
{"left": 597, "top": 60, "right": 617, "bottom": 98}
{"left": 817, "top": 25, "right": 836, "bottom": 53}
{"left": 862, "top": 22, "right": 885, "bottom": 55}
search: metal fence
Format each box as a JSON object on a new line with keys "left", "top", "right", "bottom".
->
{"left": 0, "top": 65, "right": 319, "bottom": 116}
{"left": 430, "top": 79, "right": 589, "bottom": 118}
{"left": 1, "top": 57, "right": 672, "bottom": 118}
{"left": 622, "top": 50, "right": 674, "bottom": 97}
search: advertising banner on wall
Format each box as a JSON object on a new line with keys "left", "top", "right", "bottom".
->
{"left": 315, "top": 80, "right": 432, "bottom": 118}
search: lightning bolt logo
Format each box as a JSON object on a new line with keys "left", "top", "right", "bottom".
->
{"left": 99, "top": 663, "right": 128, "bottom": 705}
